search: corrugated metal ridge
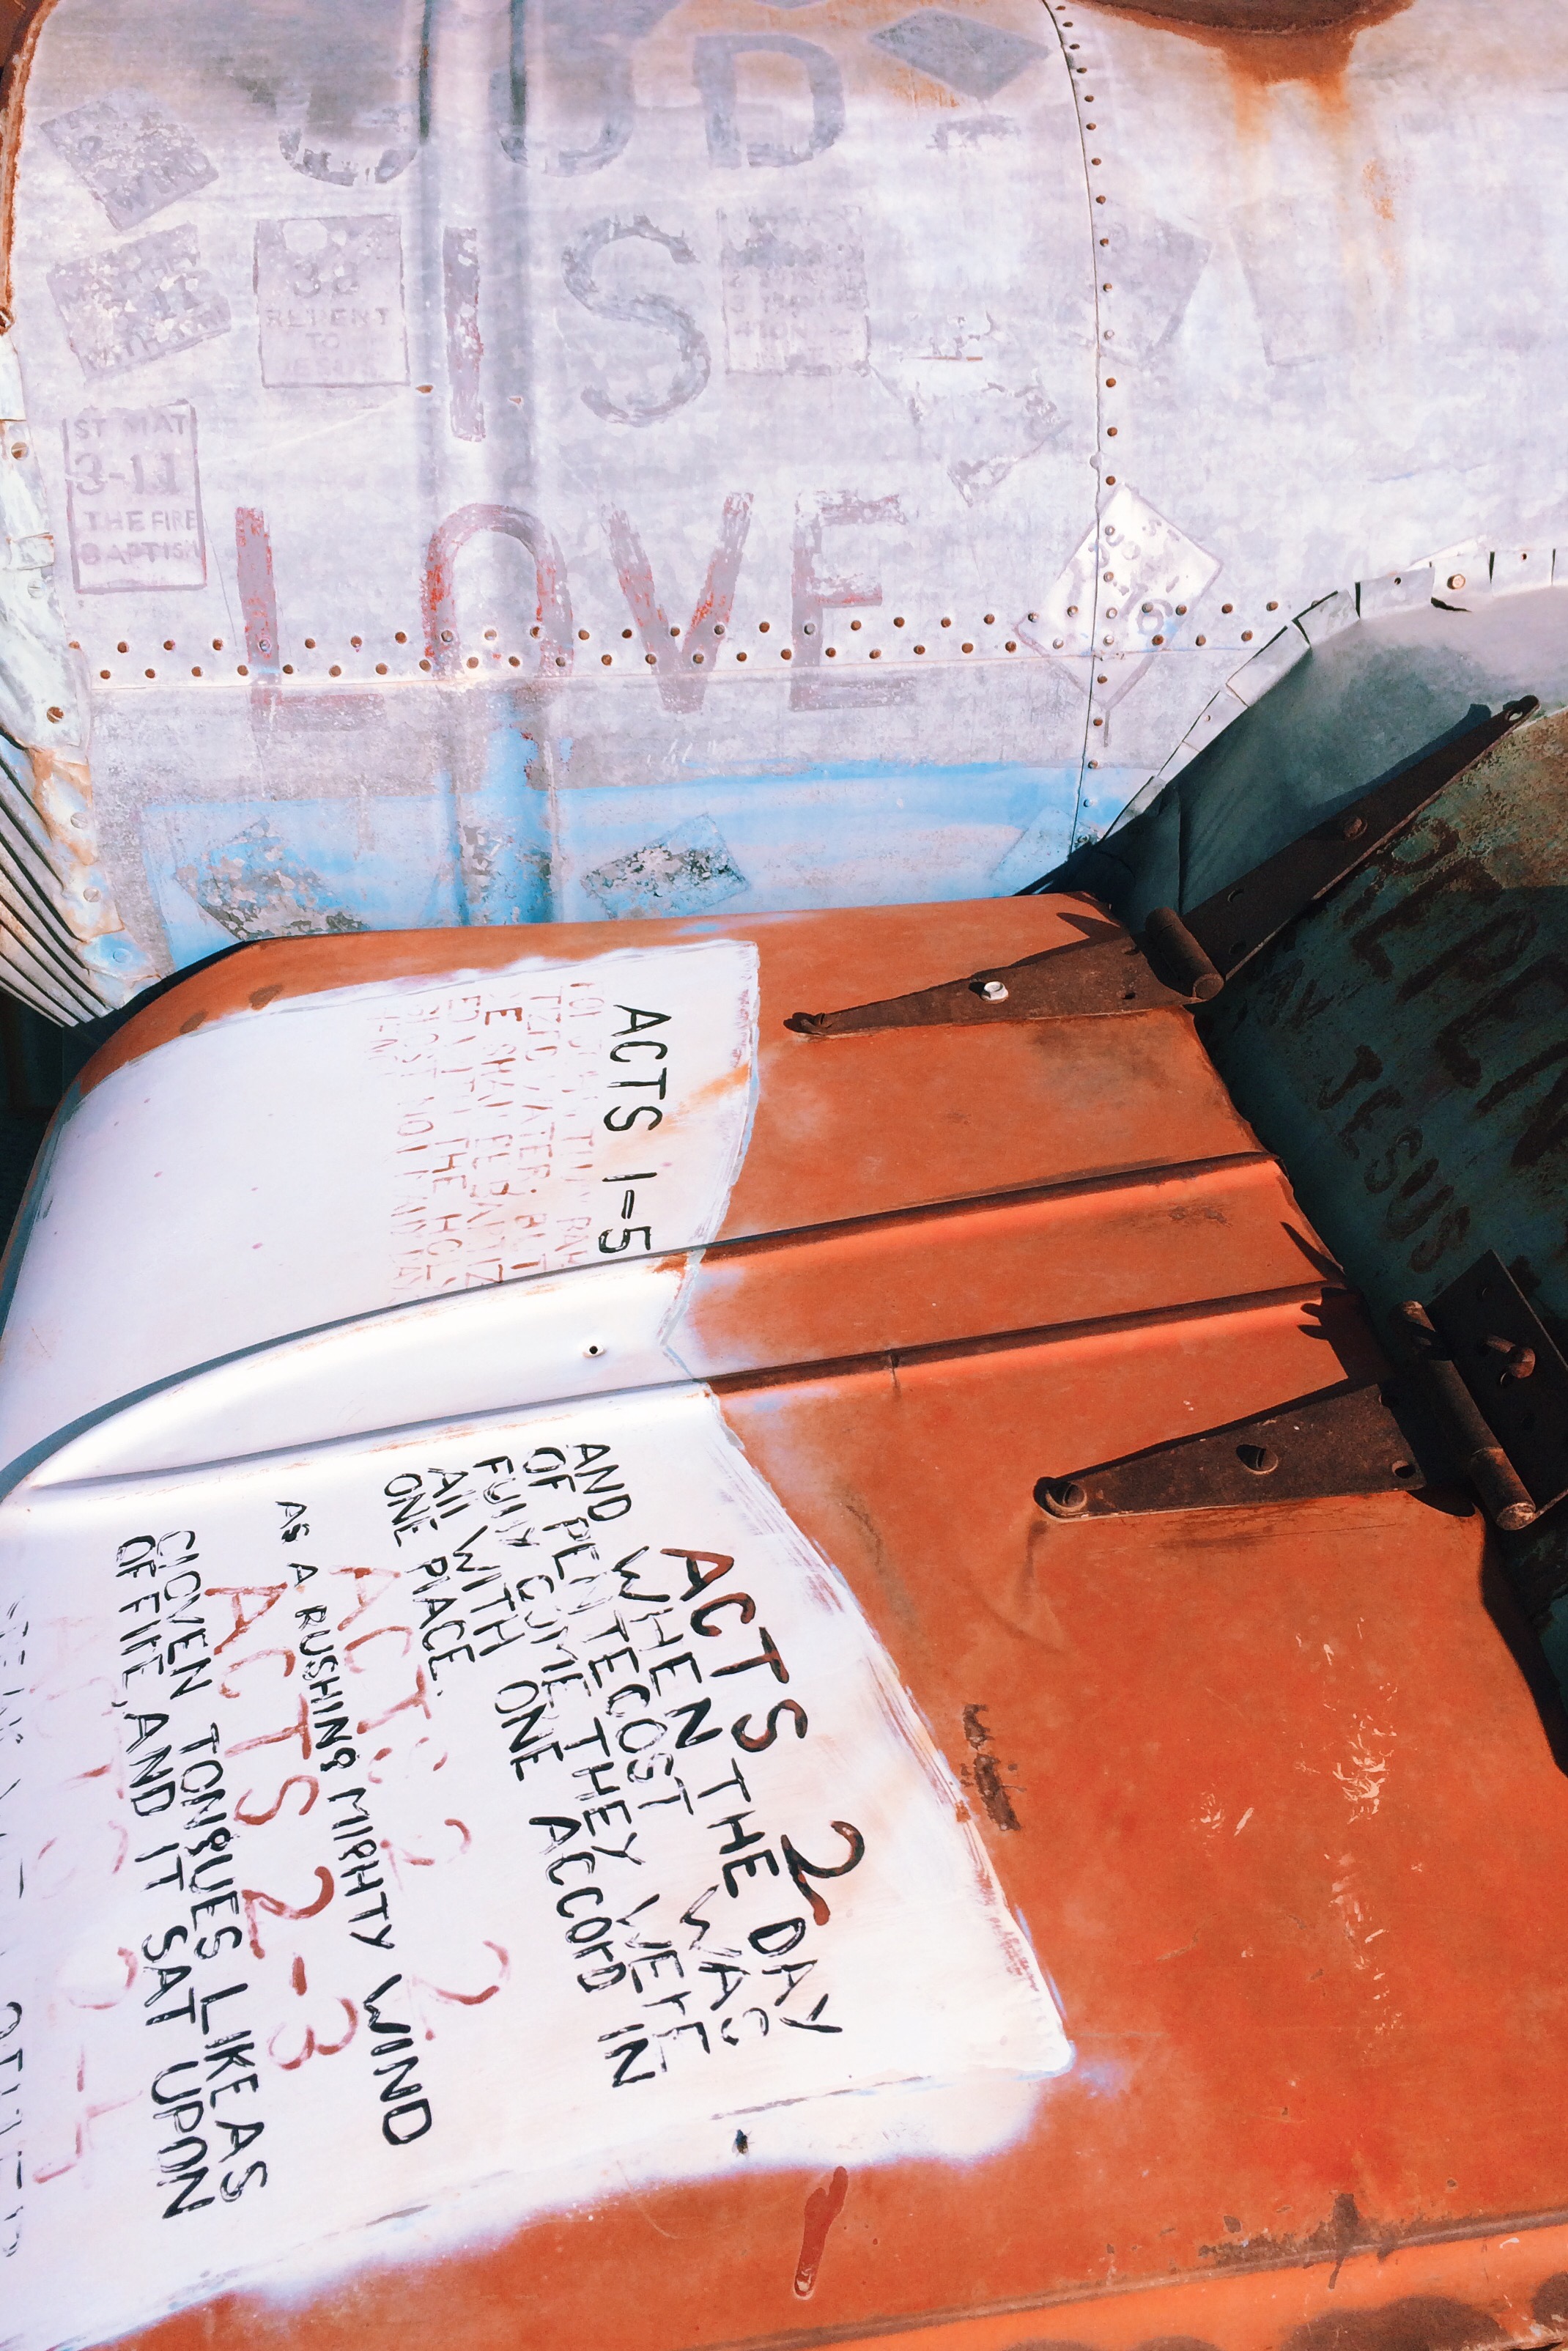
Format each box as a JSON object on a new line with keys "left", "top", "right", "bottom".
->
{"left": 706, "top": 1280, "right": 1342, "bottom": 1397}
{"left": 701, "top": 1148, "right": 1277, "bottom": 1262}
{"left": 682, "top": 2202, "right": 1568, "bottom": 2351}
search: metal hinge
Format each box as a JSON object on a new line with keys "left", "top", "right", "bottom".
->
{"left": 1032, "top": 1250, "right": 1568, "bottom": 1532}
{"left": 1032, "top": 1381, "right": 1424, "bottom": 1521}
{"left": 789, "top": 698, "right": 1537, "bottom": 1038}
{"left": 1391, "top": 1251, "right": 1568, "bottom": 1532}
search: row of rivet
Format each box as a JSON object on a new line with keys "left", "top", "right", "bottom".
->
{"left": 73, "top": 601, "right": 1292, "bottom": 682}
{"left": 1056, "top": 2, "right": 1114, "bottom": 772}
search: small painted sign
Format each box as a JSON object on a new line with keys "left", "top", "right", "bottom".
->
{"left": 255, "top": 217, "right": 408, "bottom": 389}
{"left": 64, "top": 400, "right": 205, "bottom": 591}
{"left": 44, "top": 89, "right": 217, "bottom": 232}
{"left": 48, "top": 226, "right": 231, "bottom": 380}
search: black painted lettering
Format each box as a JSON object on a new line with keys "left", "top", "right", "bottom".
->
{"left": 780, "top": 1821, "right": 865, "bottom": 1927}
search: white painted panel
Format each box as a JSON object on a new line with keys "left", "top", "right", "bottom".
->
{"left": 1, "top": 1384, "right": 1070, "bottom": 2351}
{"left": 0, "top": 937, "right": 758, "bottom": 1472}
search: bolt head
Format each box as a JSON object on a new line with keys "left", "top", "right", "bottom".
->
{"left": 1035, "top": 1477, "right": 1090, "bottom": 1520}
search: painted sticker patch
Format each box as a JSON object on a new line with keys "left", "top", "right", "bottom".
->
{"left": 371, "top": 937, "right": 758, "bottom": 1295}
{"left": 720, "top": 210, "right": 869, "bottom": 377}
{"left": 254, "top": 217, "right": 408, "bottom": 388}
{"left": 582, "top": 817, "right": 748, "bottom": 920}
{"left": 64, "top": 401, "right": 205, "bottom": 591}
{"left": 48, "top": 226, "right": 231, "bottom": 380}
{"left": 0, "top": 1383, "right": 1069, "bottom": 2350}
{"left": 45, "top": 90, "right": 217, "bottom": 231}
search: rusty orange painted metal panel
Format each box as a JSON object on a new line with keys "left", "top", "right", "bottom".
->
{"left": 2, "top": 899, "right": 1565, "bottom": 2351}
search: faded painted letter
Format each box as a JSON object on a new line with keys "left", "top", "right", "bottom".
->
{"left": 605, "top": 494, "right": 752, "bottom": 713}
{"left": 563, "top": 217, "right": 710, "bottom": 427}
{"left": 423, "top": 506, "right": 572, "bottom": 678}
{"left": 693, "top": 36, "right": 846, "bottom": 169}
{"left": 791, "top": 492, "right": 912, "bottom": 712}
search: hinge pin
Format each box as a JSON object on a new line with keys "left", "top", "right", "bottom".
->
{"left": 1142, "top": 906, "right": 1224, "bottom": 1001}
{"left": 1393, "top": 1300, "right": 1538, "bottom": 1529}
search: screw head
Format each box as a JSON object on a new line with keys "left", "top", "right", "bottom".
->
{"left": 1238, "top": 1443, "right": 1279, "bottom": 1475}
{"left": 973, "top": 977, "right": 1010, "bottom": 1002}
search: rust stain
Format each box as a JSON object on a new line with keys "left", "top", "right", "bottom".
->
{"left": 961, "top": 1702, "right": 1022, "bottom": 1831}
{"left": 1192, "top": 2186, "right": 1565, "bottom": 2298}
{"left": 1364, "top": 155, "right": 1397, "bottom": 220}
{"left": 1282, "top": 2296, "right": 1512, "bottom": 2351}
{"left": 793, "top": 2165, "right": 848, "bottom": 2300}
{"left": 0, "top": 0, "right": 62, "bottom": 323}
{"left": 1084, "top": 0, "right": 1413, "bottom": 100}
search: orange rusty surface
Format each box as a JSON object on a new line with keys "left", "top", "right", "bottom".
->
{"left": 98, "top": 1321, "right": 1568, "bottom": 2351}
{"left": 71, "top": 897, "right": 1568, "bottom": 2351}
{"left": 681, "top": 1159, "right": 1336, "bottom": 1380}
{"left": 0, "top": 0, "right": 57, "bottom": 316}
{"left": 724, "top": 1003, "right": 1255, "bottom": 1245}
{"left": 73, "top": 901, "right": 1260, "bottom": 1246}
{"left": 73, "top": 899, "right": 1093, "bottom": 1090}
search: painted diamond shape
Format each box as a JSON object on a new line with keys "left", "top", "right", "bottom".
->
{"left": 868, "top": 11, "right": 1047, "bottom": 100}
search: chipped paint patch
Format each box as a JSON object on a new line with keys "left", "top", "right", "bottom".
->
{"left": 1333, "top": 1717, "right": 1394, "bottom": 1815}
{"left": 583, "top": 816, "right": 747, "bottom": 919}
{"left": 43, "top": 87, "right": 215, "bottom": 230}
{"left": 47, "top": 223, "right": 229, "bottom": 380}
{"left": 174, "top": 820, "right": 369, "bottom": 944}
{"left": 143, "top": 798, "right": 462, "bottom": 962}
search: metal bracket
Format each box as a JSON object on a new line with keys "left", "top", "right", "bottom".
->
{"left": 785, "top": 909, "right": 1194, "bottom": 1038}
{"left": 789, "top": 698, "right": 1538, "bottom": 1039}
{"left": 1392, "top": 1252, "right": 1568, "bottom": 1531}
{"left": 1033, "top": 1381, "right": 1424, "bottom": 1521}
{"left": 1029, "top": 1252, "right": 1568, "bottom": 1532}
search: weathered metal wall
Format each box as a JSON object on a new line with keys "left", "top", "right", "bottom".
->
{"left": 1, "top": 0, "right": 1568, "bottom": 1014}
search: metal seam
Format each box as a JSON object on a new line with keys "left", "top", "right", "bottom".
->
{"left": 1038, "top": 0, "right": 1103, "bottom": 844}
{"left": 681, "top": 2201, "right": 1568, "bottom": 2351}
{"left": 26, "top": 1280, "right": 1344, "bottom": 1496}
{"left": 704, "top": 1148, "right": 1279, "bottom": 1263}
{"left": 707, "top": 1277, "right": 1345, "bottom": 1397}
